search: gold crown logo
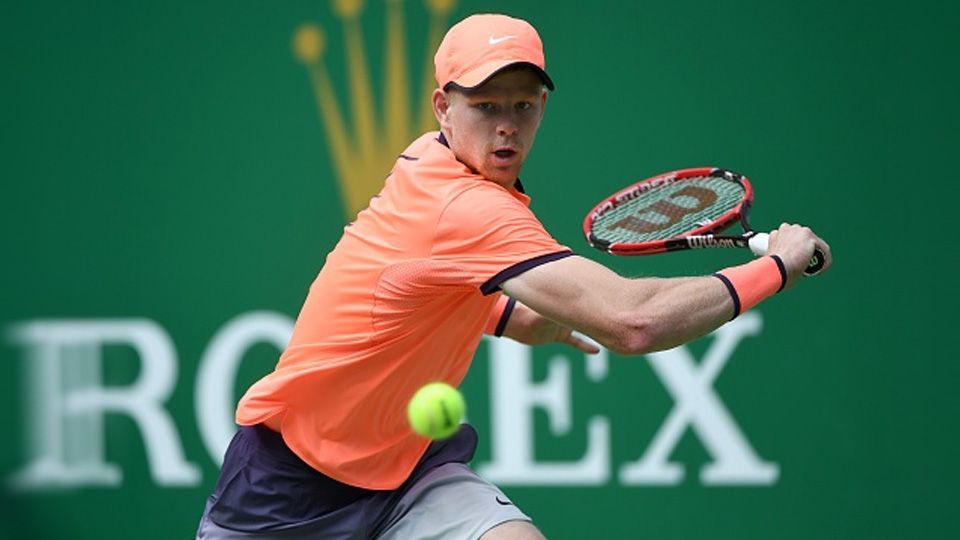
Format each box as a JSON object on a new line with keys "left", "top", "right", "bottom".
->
{"left": 293, "top": 0, "right": 457, "bottom": 218}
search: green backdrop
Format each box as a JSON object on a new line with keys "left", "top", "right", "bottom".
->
{"left": 3, "top": 0, "right": 958, "bottom": 538}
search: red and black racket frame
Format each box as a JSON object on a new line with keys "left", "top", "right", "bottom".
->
{"left": 584, "top": 167, "right": 759, "bottom": 256}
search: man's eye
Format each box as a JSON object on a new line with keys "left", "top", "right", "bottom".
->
{"left": 516, "top": 102, "right": 532, "bottom": 111}
{"left": 476, "top": 103, "right": 496, "bottom": 111}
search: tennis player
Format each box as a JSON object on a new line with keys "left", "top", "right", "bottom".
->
{"left": 196, "top": 13, "right": 831, "bottom": 540}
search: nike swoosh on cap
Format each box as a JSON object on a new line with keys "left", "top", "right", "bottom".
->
{"left": 488, "top": 35, "right": 517, "bottom": 45}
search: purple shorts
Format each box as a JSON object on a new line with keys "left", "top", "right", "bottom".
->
{"left": 197, "top": 424, "right": 479, "bottom": 538}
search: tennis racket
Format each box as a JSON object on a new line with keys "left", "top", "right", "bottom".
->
{"left": 582, "top": 167, "right": 824, "bottom": 275}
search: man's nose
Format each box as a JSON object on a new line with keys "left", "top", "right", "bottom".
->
{"left": 497, "top": 120, "right": 518, "bottom": 137}
{"left": 497, "top": 112, "right": 519, "bottom": 137}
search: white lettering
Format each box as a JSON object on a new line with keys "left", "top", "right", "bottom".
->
{"left": 195, "top": 312, "right": 293, "bottom": 464}
{"left": 6, "top": 312, "right": 779, "bottom": 489}
{"left": 8, "top": 320, "right": 200, "bottom": 490}
{"left": 619, "top": 312, "right": 779, "bottom": 485}
{"left": 478, "top": 337, "right": 610, "bottom": 485}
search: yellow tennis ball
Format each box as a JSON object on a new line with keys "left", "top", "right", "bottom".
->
{"left": 407, "top": 382, "right": 465, "bottom": 440}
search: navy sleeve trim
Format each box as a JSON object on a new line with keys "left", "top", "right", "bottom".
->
{"left": 770, "top": 255, "right": 787, "bottom": 293}
{"left": 480, "top": 251, "right": 574, "bottom": 295}
{"left": 493, "top": 298, "right": 517, "bottom": 337}
{"left": 713, "top": 273, "right": 741, "bottom": 320}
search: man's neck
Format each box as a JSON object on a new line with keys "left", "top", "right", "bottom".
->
{"left": 435, "top": 131, "right": 523, "bottom": 192}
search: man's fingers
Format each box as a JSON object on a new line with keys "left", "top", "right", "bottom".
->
{"left": 768, "top": 222, "right": 833, "bottom": 278}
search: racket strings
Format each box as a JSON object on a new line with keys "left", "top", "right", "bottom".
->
{"left": 592, "top": 176, "right": 744, "bottom": 243}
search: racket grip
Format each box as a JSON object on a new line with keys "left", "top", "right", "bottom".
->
{"left": 748, "top": 233, "right": 824, "bottom": 276}
{"left": 747, "top": 232, "right": 770, "bottom": 257}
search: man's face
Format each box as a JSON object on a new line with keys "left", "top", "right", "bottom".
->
{"left": 433, "top": 67, "right": 548, "bottom": 187}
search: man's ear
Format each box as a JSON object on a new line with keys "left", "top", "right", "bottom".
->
{"left": 540, "top": 89, "right": 548, "bottom": 118}
{"left": 432, "top": 89, "right": 450, "bottom": 129}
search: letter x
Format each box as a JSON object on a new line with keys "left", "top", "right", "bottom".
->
{"left": 619, "top": 313, "right": 779, "bottom": 485}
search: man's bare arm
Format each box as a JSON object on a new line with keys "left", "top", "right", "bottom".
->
{"left": 501, "top": 256, "right": 733, "bottom": 355}
{"left": 501, "top": 224, "right": 832, "bottom": 355}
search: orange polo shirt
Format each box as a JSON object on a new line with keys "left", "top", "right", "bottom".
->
{"left": 235, "top": 132, "right": 570, "bottom": 489}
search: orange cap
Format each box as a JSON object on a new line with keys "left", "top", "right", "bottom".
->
{"left": 434, "top": 14, "right": 555, "bottom": 91}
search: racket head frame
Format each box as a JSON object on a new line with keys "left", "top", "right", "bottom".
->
{"left": 583, "top": 167, "right": 755, "bottom": 256}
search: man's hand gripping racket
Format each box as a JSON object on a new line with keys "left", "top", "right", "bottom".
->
{"left": 582, "top": 167, "right": 830, "bottom": 279}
